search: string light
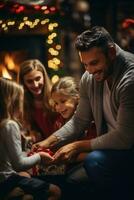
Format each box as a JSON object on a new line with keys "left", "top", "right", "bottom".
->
{"left": 0, "top": 15, "right": 62, "bottom": 80}
{"left": 51, "top": 75, "right": 59, "bottom": 84}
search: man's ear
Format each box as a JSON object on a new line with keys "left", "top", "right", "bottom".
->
{"left": 108, "top": 46, "right": 116, "bottom": 60}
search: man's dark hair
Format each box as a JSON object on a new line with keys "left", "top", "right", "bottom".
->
{"left": 75, "top": 26, "right": 114, "bottom": 54}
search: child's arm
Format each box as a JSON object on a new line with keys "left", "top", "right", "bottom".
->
{"left": 19, "top": 171, "right": 31, "bottom": 178}
{"left": 2, "top": 121, "right": 41, "bottom": 170}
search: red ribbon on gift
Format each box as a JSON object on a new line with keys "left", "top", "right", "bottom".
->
{"left": 28, "top": 147, "right": 53, "bottom": 175}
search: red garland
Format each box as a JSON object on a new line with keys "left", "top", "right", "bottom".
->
{"left": 122, "top": 18, "right": 134, "bottom": 29}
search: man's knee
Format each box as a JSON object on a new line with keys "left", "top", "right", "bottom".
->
{"left": 84, "top": 150, "right": 107, "bottom": 183}
{"left": 84, "top": 150, "right": 105, "bottom": 169}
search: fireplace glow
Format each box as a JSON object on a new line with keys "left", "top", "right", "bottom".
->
{"left": 4, "top": 54, "right": 16, "bottom": 70}
{"left": 1, "top": 65, "right": 12, "bottom": 79}
{"left": 0, "top": 51, "right": 28, "bottom": 80}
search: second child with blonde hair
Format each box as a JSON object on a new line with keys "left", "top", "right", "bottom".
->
{"left": 51, "top": 76, "right": 96, "bottom": 144}
{"left": 51, "top": 76, "right": 96, "bottom": 157}
{"left": 36, "top": 76, "right": 96, "bottom": 160}
{"left": 51, "top": 76, "right": 79, "bottom": 129}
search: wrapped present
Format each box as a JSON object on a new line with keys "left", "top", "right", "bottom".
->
{"left": 27, "top": 147, "right": 53, "bottom": 175}
{"left": 39, "top": 163, "right": 66, "bottom": 175}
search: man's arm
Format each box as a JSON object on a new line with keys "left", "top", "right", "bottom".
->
{"left": 52, "top": 140, "right": 92, "bottom": 163}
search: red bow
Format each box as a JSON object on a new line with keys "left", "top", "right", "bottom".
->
{"left": 28, "top": 147, "right": 53, "bottom": 175}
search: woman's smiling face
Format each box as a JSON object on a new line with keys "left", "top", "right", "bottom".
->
{"left": 23, "top": 69, "right": 44, "bottom": 98}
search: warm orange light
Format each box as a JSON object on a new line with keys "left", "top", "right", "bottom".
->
{"left": 4, "top": 54, "right": 15, "bottom": 70}
{"left": 1, "top": 66, "right": 12, "bottom": 79}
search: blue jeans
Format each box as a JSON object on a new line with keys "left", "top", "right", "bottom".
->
{"left": 84, "top": 149, "right": 134, "bottom": 200}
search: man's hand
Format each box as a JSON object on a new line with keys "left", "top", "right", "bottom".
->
{"left": 52, "top": 140, "right": 92, "bottom": 164}
{"left": 53, "top": 142, "right": 79, "bottom": 164}
{"left": 32, "top": 140, "right": 49, "bottom": 150}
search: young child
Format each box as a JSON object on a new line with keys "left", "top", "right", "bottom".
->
{"left": 51, "top": 76, "right": 96, "bottom": 164}
{"left": 0, "top": 77, "right": 61, "bottom": 200}
{"left": 39, "top": 76, "right": 80, "bottom": 175}
{"left": 40, "top": 76, "right": 96, "bottom": 176}
{"left": 51, "top": 76, "right": 79, "bottom": 128}
{"left": 51, "top": 76, "right": 96, "bottom": 142}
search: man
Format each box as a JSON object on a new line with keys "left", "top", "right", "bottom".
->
{"left": 35, "top": 26, "right": 134, "bottom": 199}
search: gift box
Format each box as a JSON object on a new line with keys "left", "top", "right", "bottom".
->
{"left": 27, "top": 147, "right": 54, "bottom": 175}
{"left": 39, "top": 163, "right": 66, "bottom": 175}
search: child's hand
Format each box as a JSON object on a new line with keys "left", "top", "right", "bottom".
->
{"left": 39, "top": 152, "right": 54, "bottom": 164}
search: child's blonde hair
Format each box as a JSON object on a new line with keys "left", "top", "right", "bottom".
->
{"left": 51, "top": 76, "right": 79, "bottom": 99}
{"left": 0, "top": 77, "right": 24, "bottom": 123}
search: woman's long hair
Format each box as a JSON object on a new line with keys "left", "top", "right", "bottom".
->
{"left": 18, "top": 59, "right": 53, "bottom": 124}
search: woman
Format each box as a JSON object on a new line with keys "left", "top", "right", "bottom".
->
{"left": 19, "top": 59, "right": 58, "bottom": 143}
